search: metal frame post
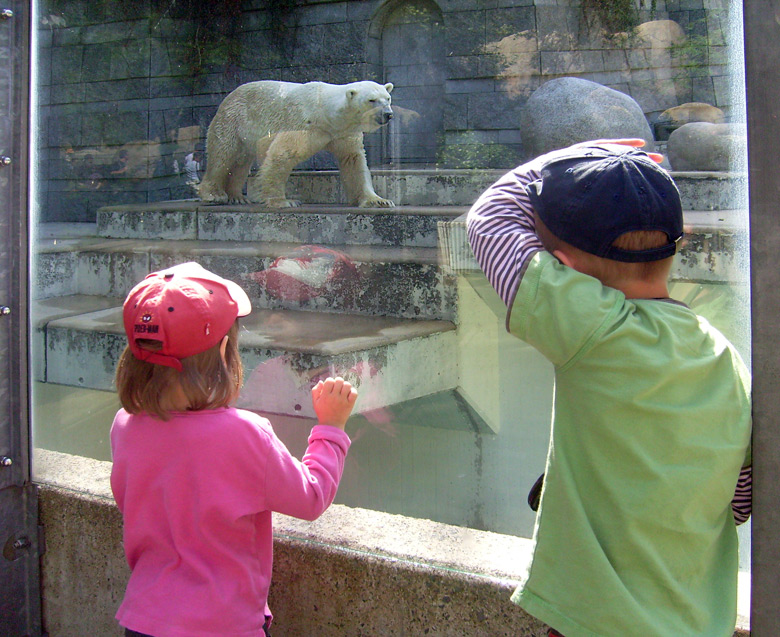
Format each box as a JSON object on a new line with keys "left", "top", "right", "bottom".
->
{"left": 745, "top": 0, "right": 780, "bottom": 633}
{"left": 0, "top": 1, "right": 40, "bottom": 634}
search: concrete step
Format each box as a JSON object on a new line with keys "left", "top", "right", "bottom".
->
{"left": 673, "top": 209, "right": 750, "bottom": 284}
{"left": 440, "top": 209, "right": 750, "bottom": 284}
{"left": 96, "top": 202, "right": 466, "bottom": 247}
{"left": 39, "top": 299, "right": 458, "bottom": 419}
{"left": 31, "top": 294, "right": 125, "bottom": 383}
{"left": 286, "top": 169, "right": 743, "bottom": 211}
{"left": 33, "top": 235, "right": 457, "bottom": 321}
{"left": 94, "top": 165, "right": 743, "bottom": 243}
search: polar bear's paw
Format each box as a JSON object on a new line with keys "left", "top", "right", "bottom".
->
{"left": 263, "top": 197, "right": 301, "bottom": 208}
{"left": 198, "top": 183, "right": 229, "bottom": 205}
{"left": 358, "top": 195, "right": 395, "bottom": 208}
{"left": 200, "top": 193, "right": 229, "bottom": 205}
{"left": 226, "top": 195, "right": 252, "bottom": 205}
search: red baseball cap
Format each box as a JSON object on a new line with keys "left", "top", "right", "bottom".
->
{"left": 123, "top": 262, "right": 252, "bottom": 371}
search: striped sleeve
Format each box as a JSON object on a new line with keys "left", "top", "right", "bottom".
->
{"left": 731, "top": 464, "right": 751, "bottom": 525}
{"left": 466, "top": 159, "right": 545, "bottom": 308}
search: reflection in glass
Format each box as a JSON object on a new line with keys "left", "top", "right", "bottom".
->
{"left": 30, "top": 1, "right": 749, "bottom": 593}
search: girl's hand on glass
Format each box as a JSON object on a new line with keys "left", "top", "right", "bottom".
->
{"left": 311, "top": 376, "right": 358, "bottom": 430}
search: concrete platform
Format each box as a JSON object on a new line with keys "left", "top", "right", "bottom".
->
{"left": 41, "top": 302, "right": 458, "bottom": 418}
{"left": 33, "top": 236, "right": 457, "bottom": 321}
{"left": 94, "top": 175, "right": 745, "bottom": 246}
{"left": 97, "top": 202, "right": 466, "bottom": 247}
{"left": 282, "top": 168, "right": 744, "bottom": 211}
{"left": 35, "top": 448, "right": 550, "bottom": 637}
{"left": 34, "top": 449, "right": 750, "bottom": 636}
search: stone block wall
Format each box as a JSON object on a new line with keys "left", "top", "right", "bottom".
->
{"left": 35, "top": 0, "right": 737, "bottom": 221}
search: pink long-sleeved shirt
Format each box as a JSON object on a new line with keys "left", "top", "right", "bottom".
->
{"left": 110, "top": 406, "right": 350, "bottom": 637}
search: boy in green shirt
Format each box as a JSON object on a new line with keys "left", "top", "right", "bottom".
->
{"left": 467, "top": 139, "right": 751, "bottom": 636}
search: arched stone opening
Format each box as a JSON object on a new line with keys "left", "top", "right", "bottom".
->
{"left": 368, "top": 0, "right": 445, "bottom": 167}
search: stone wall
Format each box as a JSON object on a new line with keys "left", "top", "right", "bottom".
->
{"left": 36, "top": 0, "right": 736, "bottom": 221}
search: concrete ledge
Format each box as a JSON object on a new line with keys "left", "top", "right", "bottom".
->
{"left": 34, "top": 449, "right": 750, "bottom": 636}
{"left": 285, "top": 169, "right": 744, "bottom": 211}
{"left": 34, "top": 449, "right": 547, "bottom": 636}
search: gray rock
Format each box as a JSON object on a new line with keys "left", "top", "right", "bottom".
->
{"left": 520, "top": 77, "right": 654, "bottom": 159}
{"left": 667, "top": 122, "right": 746, "bottom": 172}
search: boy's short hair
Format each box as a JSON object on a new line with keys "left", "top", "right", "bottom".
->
{"left": 526, "top": 144, "right": 683, "bottom": 263}
{"left": 115, "top": 322, "right": 244, "bottom": 421}
{"left": 535, "top": 213, "right": 675, "bottom": 284}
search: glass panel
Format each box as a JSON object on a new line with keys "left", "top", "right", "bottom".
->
{"left": 29, "top": 0, "right": 750, "bottom": 602}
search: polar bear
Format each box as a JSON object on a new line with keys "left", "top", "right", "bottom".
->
{"left": 198, "top": 80, "right": 395, "bottom": 208}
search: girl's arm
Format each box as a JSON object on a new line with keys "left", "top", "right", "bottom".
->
{"left": 263, "top": 378, "right": 356, "bottom": 520}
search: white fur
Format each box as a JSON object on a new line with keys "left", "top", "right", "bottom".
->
{"left": 198, "top": 80, "right": 395, "bottom": 208}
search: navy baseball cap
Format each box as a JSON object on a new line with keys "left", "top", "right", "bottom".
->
{"left": 526, "top": 144, "right": 683, "bottom": 263}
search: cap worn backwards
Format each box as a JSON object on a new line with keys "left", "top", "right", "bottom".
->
{"left": 122, "top": 262, "right": 252, "bottom": 371}
{"left": 525, "top": 144, "right": 683, "bottom": 263}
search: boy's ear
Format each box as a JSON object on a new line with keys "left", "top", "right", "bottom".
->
{"left": 552, "top": 249, "right": 576, "bottom": 269}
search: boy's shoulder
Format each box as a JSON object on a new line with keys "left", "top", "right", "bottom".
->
{"left": 511, "top": 251, "right": 738, "bottom": 368}
{"left": 514, "top": 250, "right": 617, "bottom": 319}
{"left": 521, "top": 250, "right": 692, "bottom": 321}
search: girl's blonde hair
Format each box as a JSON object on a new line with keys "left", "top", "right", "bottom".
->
{"left": 115, "top": 321, "right": 243, "bottom": 420}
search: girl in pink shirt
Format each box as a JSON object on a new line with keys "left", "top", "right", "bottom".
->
{"left": 110, "top": 262, "right": 357, "bottom": 637}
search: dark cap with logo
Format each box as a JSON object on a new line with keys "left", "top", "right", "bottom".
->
{"left": 526, "top": 144, "right": 683, "bottom": 263}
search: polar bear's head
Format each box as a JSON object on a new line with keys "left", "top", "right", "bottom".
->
{"left": 346, "top": 82, "right": 394, "bottom": 133}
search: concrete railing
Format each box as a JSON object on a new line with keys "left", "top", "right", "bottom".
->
{"left": 35, "top": 449, "right": 549, "bottom": 636}
{"left": 34, "top": 449, "right": 750, "bottom": 636}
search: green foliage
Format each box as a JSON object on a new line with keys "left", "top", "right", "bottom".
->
{"left": 264, "top": 0, "right": 300, "bottom": 44}
{"left": 670, "top": 33, "right": 710, "bottom": 71}
{"left": 581, "top": 0, "right": 658, "bottom": 37}
{"left": 150, "top": 0, "right": 244, "bottom": 77}
{"left": 148, "top": 0, "right": 303, "bottom": 79}
{"left": 437, "top": 134, "right": 521, "bottom": 170}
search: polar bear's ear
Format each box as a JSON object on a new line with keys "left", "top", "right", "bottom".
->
{"left": 347, "top": 88, "right": 358, "bottom": 100}
{"left": 384, "top": 83, "right": 394, "bottom": 93}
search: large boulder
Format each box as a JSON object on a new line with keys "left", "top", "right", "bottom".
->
{"left": 666, "top": 122, "right": 746, "bottom": 172}
{"left": 520, "top": 77, "right": 654, "bottom": 159}
{"left": 634, "top": 20, "right": 687, "bottom": 68}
